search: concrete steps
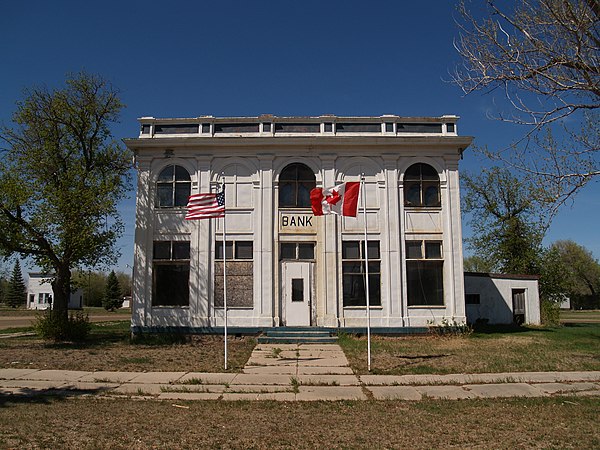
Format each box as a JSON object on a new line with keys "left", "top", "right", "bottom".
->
{"left": 257, "top": 327, "right": 337, "bottom": 344}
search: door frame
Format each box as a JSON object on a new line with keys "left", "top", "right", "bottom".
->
{"left": 281, "top": 261, "right": 313, "bottom": 326}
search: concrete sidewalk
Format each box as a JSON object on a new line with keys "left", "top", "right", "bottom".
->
{"left": 1, "top": 343, "right": 599, "bottom": 402}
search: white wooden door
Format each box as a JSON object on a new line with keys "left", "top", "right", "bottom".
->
{"left": 282, "top": 261, "right": 312, "bottom": 326}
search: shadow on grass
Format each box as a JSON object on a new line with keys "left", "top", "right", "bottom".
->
{"left": 471, "top": 324, "right": 555, "bottom": 335}
{"left": 0, "top": 385, "right": 113, "bottom": 408}
{"left": 39, "top": 322, "right": 190, "bottom": 350}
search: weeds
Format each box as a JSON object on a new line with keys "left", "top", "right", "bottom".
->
{"left": 178, "top": 377, "right": 204, "bottom": 385}
{"left": 290, "top": 377, "right": 300, "bottom": 393}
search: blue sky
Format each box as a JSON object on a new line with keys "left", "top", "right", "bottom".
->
{"left": 1, "top": 0, "right": 598, "bottom": 272}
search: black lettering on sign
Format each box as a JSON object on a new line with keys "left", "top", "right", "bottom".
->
{"left": 282, "top": 215, "right": 314, "bottom": 228}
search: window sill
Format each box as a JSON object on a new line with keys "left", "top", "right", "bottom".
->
{"left": 343, "top": 306, "right": 383, "bottom": 310}
{"left": 407, "top": 305, "right": 446, "bottom": 309}
{"left": 213, "top": 306, "right": 254, "bottom": 310}
{"left": 152, "top": 305, "right": 190, "bottom": 309}
{"left": 404, "top": 206, "right": 442, "bottom": 211}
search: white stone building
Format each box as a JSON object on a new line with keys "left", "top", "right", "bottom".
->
{"left": 27, "top": 273, "right": 83, "bottom": 310}
{"left": 124, "top": 115, "right": 472, "bottom": 332}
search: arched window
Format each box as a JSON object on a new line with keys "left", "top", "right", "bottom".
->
{"left": 156, "top": 165, "right": 191, "bottom": 207}
{"left": 279, "top": 163, "right": 316, "bottom": 208}
{"left": 404, "top": 163, "right": 440, "bottom": 207}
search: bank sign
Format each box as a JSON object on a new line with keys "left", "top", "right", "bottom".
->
{"left": 279, "top": 213, "right": 316, "bottom": 233}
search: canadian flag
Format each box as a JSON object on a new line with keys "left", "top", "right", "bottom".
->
{"left": 310, "top": 182, "right": 360, "bottom": 217}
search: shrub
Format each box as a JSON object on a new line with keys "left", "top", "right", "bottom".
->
{"left": 540, "top": 299, "right": 560, "bottom": 326}
{"left": 428, "top": 317, "right": 473, "bottom": 336}
{"left": 34, "top": 310, "right": 91, "bottom": 341}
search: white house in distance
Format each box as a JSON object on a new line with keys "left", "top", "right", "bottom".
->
{"left": 27, "top": 273, "right": 83, "bottom": 310}
{"left": 124, "top": 114, "right": 475, "bottom": 332}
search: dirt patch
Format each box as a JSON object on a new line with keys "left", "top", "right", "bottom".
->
{"left": 0, "top": 333, "right": 256, "bottom": 372}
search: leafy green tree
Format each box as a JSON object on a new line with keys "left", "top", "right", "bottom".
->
{"left": 462, "top": 167, "right": 545, "bottom": 274}
{"left": 103, "top": 270, "right": 122, "bottom": 311}
{"left": 0, "top": 72, "right": 131, "bottom": 335}
{"left": 6, "top": 260, "right": 26, "bottom": 308}
{"left": 115, "top": 271, "right": 132, "bottom": 297}
{"left": 463, "top": 255, "right": 494, "bottom": 273}
{"left": 550, "top": 240, "right": 600, "bottom": 308}
{"left": 72, "top": 270, "right": 106, "bottom": 307}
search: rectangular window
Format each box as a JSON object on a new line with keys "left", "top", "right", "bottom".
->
{"left": 154, "top": 124, "right": 199, "bottom": 134}
{"left": 406, "top": 240, "right": 443, "bottom": 306}
{"left": 280, "top": 242, "right": 315, "bottom": 261}
{"left": 152, "top": 240, "right": 190, "bottom": 307}
{"left": 274, "top": 123, "right": 321, "bottom": 133}
{"left": 342, "top": 240, "right": 381, "bottom": 307}
{"left": 291, "top": 279, "right": 304, "bottom": 302}
{"left": 396, "top": 123, "right": 442, "bottom": 133}
{"left": 215, "top": 241, "right": 253, "bottom": 260}
{"left": 336, "top": 123, "right": 381, "bottom": 133}
{"left": 214, "top": 240, "right": 254, "bottom": 308}
{"left": 465, "top": 293, "right": 480, "bottom": 305}
{"left": 214, "top": 123, "right": 259, "bottom": 133}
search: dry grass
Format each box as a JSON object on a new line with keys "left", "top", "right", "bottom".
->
{"left": 0, "top": 396, "right": 598, "bottom": 449}
{"left": 0, "top": 322, "right": 256, "bottom": 372}
{"left": 339, "top": 324, "right": 600, "bottom": 375}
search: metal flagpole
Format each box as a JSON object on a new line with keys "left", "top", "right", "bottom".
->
{"left": 361, "top": 174, "right": 371, "bottom": 372}
{"left": 221, "top": 175, "right": 228, "bottom": 371}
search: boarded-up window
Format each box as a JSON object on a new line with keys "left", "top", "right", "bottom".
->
{"left": 214, "top": 241, "right": 253, "bottom": 308}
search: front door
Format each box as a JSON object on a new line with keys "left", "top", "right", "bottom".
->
{"left": 282, "top": 261, "right": 312, "bottom": 326}
{"left": 512, "top": 289, "right": 526, "bottom": 325}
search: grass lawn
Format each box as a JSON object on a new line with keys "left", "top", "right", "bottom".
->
{"left": 0, "top": 321, "right": 255, "bottom": 373}
{"left": 0, "top": 396, "right": 597, "bottom": 449}
{"left": 339, "top": 324, "right": 600, "bottom": 375}
{"left": 0, "top": 306, "right": 132, "bottom": 317}
{"left": 561, "top": 309, "right": 600, "bottom": 323}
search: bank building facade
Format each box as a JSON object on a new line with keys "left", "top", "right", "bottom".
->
{"left": 124, "top": 115, "right": 472, "bottom": 332}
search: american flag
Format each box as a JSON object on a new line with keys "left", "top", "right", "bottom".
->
{"left": 185, "top": 186, "right": 225, "bottom": 220}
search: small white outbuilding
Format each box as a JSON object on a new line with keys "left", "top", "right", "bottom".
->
{"left": 26, "top": 273, "right": 83, "bottom": 310}
{"left": 464, "top": 272, "right": 541, "bottom": 325}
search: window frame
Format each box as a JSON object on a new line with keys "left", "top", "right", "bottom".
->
{"left": 152, "top": 240, "right": 190, "bottom": 307}
{"left": 215, "top": 240, "right": 254, "bottom": 260}
{"left": 342, "top": 240, "right": 381, "bottom": 308}
{"left": 278, "top": 163, "right": 316, "bottom": 208}
{"left": 214, "top": 240, "right": 254, "bottom": 308}
{"left": 403, "top": 163, "right": 441, "bottom": 208}
{"left": 279, "top": 242, "right": 315, "bottom": 261}
{"left": 406, "top": 240, "right": 444, "bottom": 307}
{"left": 155, "top": 164, "right": 192, "bottom": 208}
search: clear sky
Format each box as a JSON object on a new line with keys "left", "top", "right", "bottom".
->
{"left": 2, "top": 0, "right": 598, "bottom": 272}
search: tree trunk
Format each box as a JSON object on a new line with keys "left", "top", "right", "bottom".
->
{"left": 51, "top": 265, "right": 71, "bottom": 323}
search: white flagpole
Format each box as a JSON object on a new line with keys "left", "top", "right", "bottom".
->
{"left": 361, "top": 174, "right": 371, "bottom": 372}
{"left": 221, "top": 175, "right": 228, "bottom": 371}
